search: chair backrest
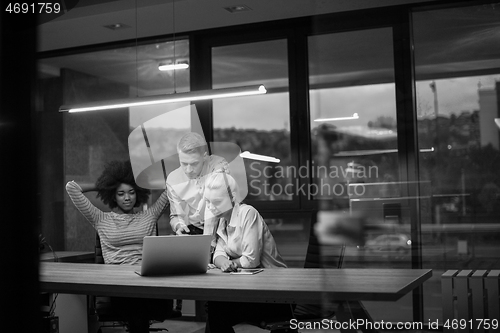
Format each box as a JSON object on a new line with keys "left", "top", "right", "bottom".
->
{"left": 303, "top": 211, "right": 345, "bottom": 269}
{"left": 303, "top": 213, "right": 321, "bottom": 268}
{"left": 93, "top": 224, "right": 180, "bottom": 324}
{"left": 95, "top": 233, "right": 105, "bottom": 264}
{"left": 291, "top": 211, "right": 343, "bottom": 320}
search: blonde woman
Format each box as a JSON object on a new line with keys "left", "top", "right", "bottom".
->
{"left": 203, "top": 171, "right": 292, "bottom": 333}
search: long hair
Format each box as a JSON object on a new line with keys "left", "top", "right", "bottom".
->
{"left": 95, "top": 160, "right": 151, "bottom": 209}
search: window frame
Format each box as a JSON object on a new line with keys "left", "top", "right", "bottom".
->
{"left": 191, "top": 26, "right": 302, "bottom": 212}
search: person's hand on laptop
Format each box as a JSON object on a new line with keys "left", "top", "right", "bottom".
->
{"left": 174, "top": 222, "right": 190, "bottom": 235}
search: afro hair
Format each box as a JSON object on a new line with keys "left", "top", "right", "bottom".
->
{"left": 95, "top": 160, "right": 151, "bottom": 209}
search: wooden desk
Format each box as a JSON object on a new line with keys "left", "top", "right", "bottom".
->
{"left": 40, "top": 251, "right": 94, "bottom": 263}
{"left": 40, "top": 262, "right": 432, "bottom": 304}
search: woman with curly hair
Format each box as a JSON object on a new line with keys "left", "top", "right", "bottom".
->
{"left": 65, "top": 160, "right": 173, "bottom": 333}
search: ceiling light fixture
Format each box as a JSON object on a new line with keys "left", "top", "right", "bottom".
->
{"left": 59, "top": 85, "right": 267, "bottom": 112}
{"left": 61, "top": 0, "right": 266, "bottom": 113}
{"left": 240, "top": 151, "right": 280, "bottom": 163}
{"left": 314, "top": 113, "right": 359, "bottom": 122}
{"left": 334, "top": 147, "right": 435, "bottom": 157}
{"left": 158, "top": 62, "right": 189, "bottom": 71}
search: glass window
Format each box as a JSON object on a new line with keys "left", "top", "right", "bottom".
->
{"left": 308, "top": 28, "right": 398, "bottom": 213}
{"left": 263, "top": 214, "right": 311, "bottom": 268}
{"left": 414, "top": 2, "right": 500, "bottom": 323}
{"left": 309, "top": 27, "right": 417, "bottom": 323}
{"left": 212, "top": 39, "right": 292, "bottom": 201}
{"left": 308, "top": 28, "right": 404, "bottom": 260}
{"left": 37, "top": 39, "right": 189, "bottom": 249}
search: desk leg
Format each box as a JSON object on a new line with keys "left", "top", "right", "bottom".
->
{"left": 336, "top": 301, "right": 378, "bottom": 333}
{"left": 195, "top": 300, "right": 208, "bottom": 322}
{"left": 53, "top": 294, "right": 88, "bottom": 333}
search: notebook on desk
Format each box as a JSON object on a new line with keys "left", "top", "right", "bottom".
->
{"left": 135, "top": 234, "right": 212, "bottom": 276}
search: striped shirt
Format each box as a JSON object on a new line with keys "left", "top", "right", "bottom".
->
{"left": 66, "top": 181, "right": 169, "bottom": 265}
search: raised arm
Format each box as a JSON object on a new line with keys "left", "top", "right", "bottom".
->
{"left": 146, "top": 185, "right": 170, "bottom": 219}
{"left": 77, "top": 182, "right": 97, "bottom": 193}
{"left": 65, "top": 180, "right": 104, "bottom": 228}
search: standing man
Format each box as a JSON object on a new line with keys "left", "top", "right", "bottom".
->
{"left": 167, "top": 132, "right": 230, "bottom": 235}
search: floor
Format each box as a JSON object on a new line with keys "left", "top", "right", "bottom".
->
{"left": 93, "top": 319, "right": 284, "bottom": 333}
{"left": 93, "top": 319, "right": 437, "bottom": 333}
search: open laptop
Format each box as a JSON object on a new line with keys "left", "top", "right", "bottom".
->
{"left": 135, "top": 234, "right": 212, "bottom": 276}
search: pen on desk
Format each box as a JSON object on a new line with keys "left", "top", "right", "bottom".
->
{"left": 230, "top": 261, "right": 238, "bottom": 272}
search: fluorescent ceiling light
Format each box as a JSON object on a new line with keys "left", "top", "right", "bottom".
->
{"left": 240, "top": 151, "right": 280, "bottom": 163}
{"left": 158, "top": 63, "right": 189, "bottom": 71}
{"left": 60, "top": 85, "right": 267, "bottom": 113}
{"left": 334, "top": 147, "right": 434, "bottom": 156}
{"left": 314, "top": 113, "right": 359, "bottom": 122}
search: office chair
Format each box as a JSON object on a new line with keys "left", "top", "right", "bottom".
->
{"left": 256, "top": 212, "right": 377, "bottom": 333}
{"left": 252, "top": 213, "right": 335, "bottom": 333}
{"left": 93, "top": 232, "right": 182, "bottom": 333}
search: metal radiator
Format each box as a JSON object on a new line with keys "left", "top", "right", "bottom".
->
{"left": 442, "top": 270, "right": 500, "bottom": 333}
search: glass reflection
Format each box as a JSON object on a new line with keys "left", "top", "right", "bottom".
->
{"left": 308, "top": 27, "right": 413, "bottom": 323}
{"left": 309, "top": 29, "right": 404, "bottom": 270}
{"left": 212, "top": 39, "right": 292, "bottom": 201}
{"left": 414, "top": 2, "right": 500, "bottom": 323}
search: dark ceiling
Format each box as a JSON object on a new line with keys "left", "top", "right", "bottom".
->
{"left": 37, "top": 1, "right": 500, "bottom": 96}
